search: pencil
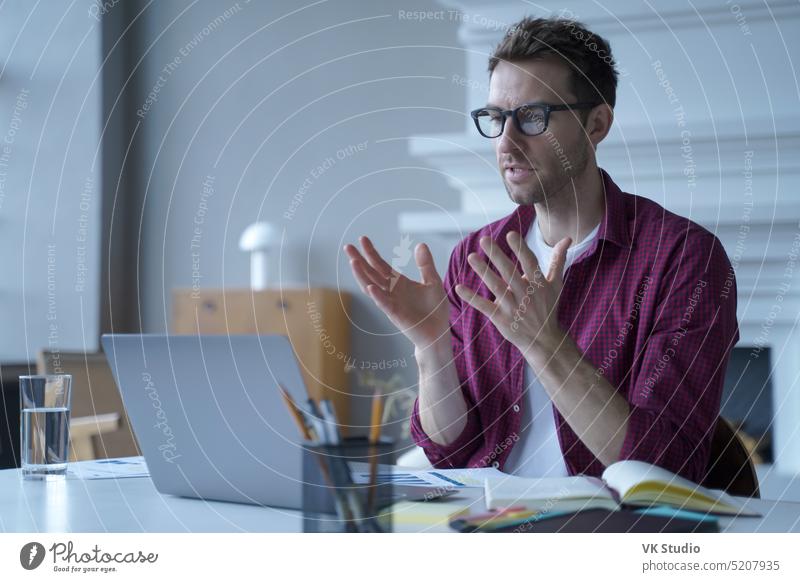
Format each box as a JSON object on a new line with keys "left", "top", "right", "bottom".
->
{"left": 366, "top": 387, "right": 384, "bottom": 512}
{"left": 277, "top": 383, "right": 314, "bottom": 440}
{"left": 369, "top": 387, "right": 384, "bottom": 444}
{"left": 278, "top": 383, "right": 355, "bottom": 527}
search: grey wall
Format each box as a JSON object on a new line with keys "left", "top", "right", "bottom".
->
{"left": 128, "top": 0, "right": 466, "bottom": 437}
{"left": 0, "top": 1, "right": 101, "bottom": 363}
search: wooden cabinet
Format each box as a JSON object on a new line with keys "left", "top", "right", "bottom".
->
{"left": 172, "top": 288, "right": 352, "bottom": 430}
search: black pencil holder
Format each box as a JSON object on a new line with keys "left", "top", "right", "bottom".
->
{"left": 302, "top": 436, "right": 395, "bottom": 533}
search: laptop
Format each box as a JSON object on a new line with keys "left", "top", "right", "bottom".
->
{"left": 101, "top": 334, "right": 308, "bottom": 509}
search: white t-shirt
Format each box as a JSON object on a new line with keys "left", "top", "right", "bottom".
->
{"left": 503, "top": 217, "right": 600, "bottom": 477}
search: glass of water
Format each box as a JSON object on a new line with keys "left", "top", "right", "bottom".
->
{"left": 19, "top": 375, "right": 72, "bottom": 480}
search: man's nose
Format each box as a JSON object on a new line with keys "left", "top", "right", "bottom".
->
{"left": 496, "top": 116, "right": 525, "bottom": 156}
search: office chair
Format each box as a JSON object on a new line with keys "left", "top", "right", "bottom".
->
{"left": 702, "top": 416, "right": 760, "bottom": 498}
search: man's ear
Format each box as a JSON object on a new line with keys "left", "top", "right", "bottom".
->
{"left": 584, "top": 104, "right": 613, "bottom": 149}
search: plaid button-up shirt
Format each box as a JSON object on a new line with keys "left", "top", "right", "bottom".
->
{"left": 410, "top": 169, "right": 739, "bottom": 482}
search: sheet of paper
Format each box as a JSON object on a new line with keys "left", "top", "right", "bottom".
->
{"left": 67, "top": 456, "right": 149, "bottom": 480}
{"left": 349, "top": 463, "right": 505, "bottom": 488}
{"left": 428, "top": 467, "right": 507, "bottom": 487}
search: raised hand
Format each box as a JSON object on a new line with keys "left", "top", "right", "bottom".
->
{"left": 455, "top": 231, "right": 572, "bottom": 362}
{"left": 344, "top": 236, "right": 450, "bottom": 350}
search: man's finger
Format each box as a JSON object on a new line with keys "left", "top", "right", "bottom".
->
{"left": 479, "top": 236, "right": 525, "bottom": 295}
{"left": 506, "top": 230, "right": 544, "bottom": 285}
{"left": 547, "top": 237, "right": 572, "bottom": 289}
{"left": 343, "top": 243, "right": 365, "bottom": 263}
{"left": 350, "top": 258, "right": 387, "bottom": 294}
{"left": 415, "top": 243, "right": 441, "bottom": 285}
{"left": 467, "top": 253, "right": 515, "bottom": 306}
{"left": 360, "top": 236, "right": 395, "bottom": 278}
{"left": 346, "top": 245, "right": 389, "bottom": 284}
{"left": 455, "top": 283, "right": 501, "bottom": 320}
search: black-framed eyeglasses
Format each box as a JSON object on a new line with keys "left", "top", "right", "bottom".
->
{"left": 470, "top": 101, "right": 599, "bottom": 138}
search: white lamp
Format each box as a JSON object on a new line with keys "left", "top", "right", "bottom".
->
{"left": 238, "top": 222, "right": 278, "bottom": 290}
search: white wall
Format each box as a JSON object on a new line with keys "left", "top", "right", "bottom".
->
{"left": 131, "top": 0, "right": 465, "bottom": 436}
{"left": 0, "top": 1, "right": 101, "bottom": 363}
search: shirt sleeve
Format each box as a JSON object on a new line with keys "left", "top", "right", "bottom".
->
{"left": 619, "top": 229, "right": 739, "bottom": 483}
{"left": 409, "top": 237, "right": 484, "bottom": 468}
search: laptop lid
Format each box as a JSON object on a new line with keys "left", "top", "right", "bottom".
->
{"left": 101, "top": 334, "right": 307, "bottom": 509}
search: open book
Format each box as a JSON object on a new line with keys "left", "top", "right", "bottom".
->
{"left": 484, "top": 460, "right": 760, "bottom": 517}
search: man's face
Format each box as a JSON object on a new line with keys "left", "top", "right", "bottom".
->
{"left": 488, "top": 57, "right": 592, "bottom": 205}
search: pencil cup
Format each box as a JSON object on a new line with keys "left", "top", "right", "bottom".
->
{"left": 302, "top": 436, "right": 395, "bottom": 533}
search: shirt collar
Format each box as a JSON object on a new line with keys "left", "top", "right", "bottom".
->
{"left": 501, "top": 168, "right": 631, "bottom": 250}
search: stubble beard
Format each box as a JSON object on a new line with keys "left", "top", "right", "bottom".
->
{"left": 503, "top": 141, "right": 591, "bottom": 207}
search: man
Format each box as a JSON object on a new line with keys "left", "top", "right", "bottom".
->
{"left": 344, "top": 17, "right": 738, "bottom": 482}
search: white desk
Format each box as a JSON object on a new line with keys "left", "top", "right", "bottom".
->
{"left": 0, "top": 469, "right": 302, "bottom": 532}
{"left": 2, "top": 467, "right": 799, "bottom": 533}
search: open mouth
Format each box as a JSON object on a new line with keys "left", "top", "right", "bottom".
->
{"left": 504, "top": 166, "right": 535, "bottom": 183}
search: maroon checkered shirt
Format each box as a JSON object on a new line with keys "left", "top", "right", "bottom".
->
{"left": 410, "top": 169, "right": 739, "bottom": 482}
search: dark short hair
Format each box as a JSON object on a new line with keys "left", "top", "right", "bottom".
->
{"left": 488, "top": 17, "right": 618, "bottom": 109}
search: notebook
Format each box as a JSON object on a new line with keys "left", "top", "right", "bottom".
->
{"left": 383, "top": 498, "right": 476, "bottom": 532}
{"left": 484, "top": 460, "right": 760, "bottom": 516}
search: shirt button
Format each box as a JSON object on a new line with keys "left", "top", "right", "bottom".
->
{"left": 513, "top": 404, "right": 520, "bottom": 413}
{"left": 492, "top": 461, "right": 500, "bottom": 469}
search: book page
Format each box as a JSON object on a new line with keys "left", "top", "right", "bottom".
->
{"left": 484, "top": 474, "right": 616, "bottom": 510}
{"left": 603, "top": 460, "right": 737, "bottom": 506}
{"left": 601, "top": 460, "right": 672, "bottom": 497}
